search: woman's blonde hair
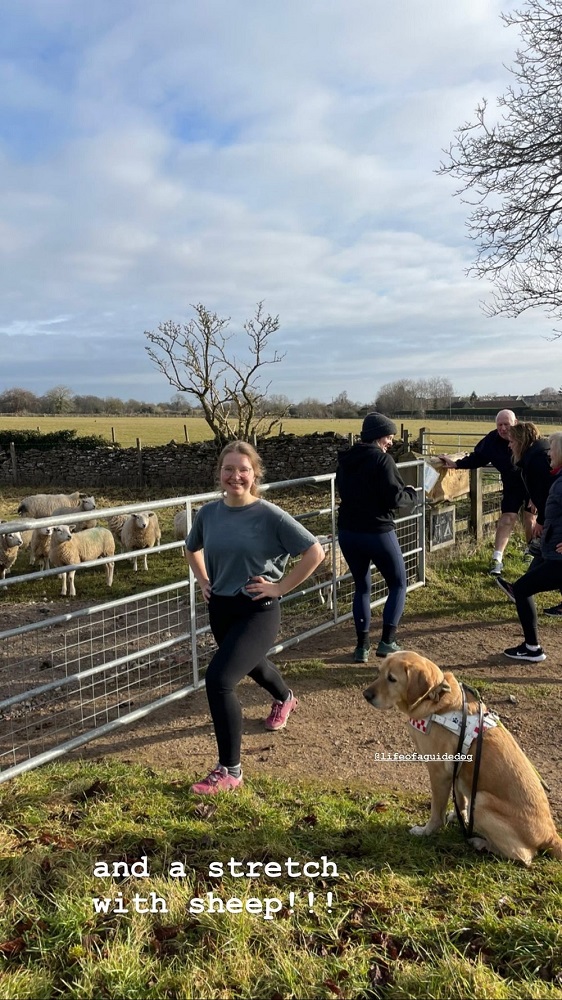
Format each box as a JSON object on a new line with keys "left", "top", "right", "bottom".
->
{"left": 216, "top": 440, "right": 264, "bottom": 497}
{"left": 549, "top": 432, "right": 562, "bottom": 468}
{"left": 508, "top": 421, "right": 540, "bottom": 463}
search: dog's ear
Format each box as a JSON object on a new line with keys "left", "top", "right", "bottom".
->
{"left": 426, "top": 679, "right": 451, "bottom": 702}
{"left": 404, "top": 654, "right": 448, "bottom": 712}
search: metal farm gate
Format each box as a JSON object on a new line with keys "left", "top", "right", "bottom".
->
{"left": 0, "top": 464, "right": 425, "bottom": 783}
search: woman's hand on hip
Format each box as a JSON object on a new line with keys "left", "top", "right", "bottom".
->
{"left": 245, "top": 576, "right": 282, "bottom": 600}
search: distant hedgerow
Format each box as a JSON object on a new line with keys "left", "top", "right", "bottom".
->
{"left": 0, "top": 429, "right": 120, "bottom": 450}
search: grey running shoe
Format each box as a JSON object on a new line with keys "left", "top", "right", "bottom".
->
{"left": 376, "top": 640, "right": 401, "bottom": 658}
{"left": 353, "top": 646, "right": 370, "bottom": 663}
{"left": 489, "top": 559, "right": 503, "bottom": 577}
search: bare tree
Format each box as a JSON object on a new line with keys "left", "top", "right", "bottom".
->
{"left": 145, "top": 302, "right": 285, "bottom": 443}
{"left": 41, "top": 385, "right": 75, "bottom": 414}
{"left": 375, "top": 378, "right": 454, "bottom": 414}
{"left": 439, "top": 0, "right": 562, "bottom": 334}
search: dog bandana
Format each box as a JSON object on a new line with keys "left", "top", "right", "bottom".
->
{"left": 409, "top": 709, "right": 499, "bottom": 756}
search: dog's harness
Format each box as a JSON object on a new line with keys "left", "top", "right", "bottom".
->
{"left": 409, "top": 683, "right": 499, "bottom": 839}
{"left": 409, "top": 707, "right": 498, "bottom": 756}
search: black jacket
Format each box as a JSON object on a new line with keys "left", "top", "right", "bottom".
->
{"left": 454, "top": 429, "right": 521, "bottom": 490}
{"left": 516, "top": 439, "right": 552, "bottom": 526}
{"left": 541, "top": 470, "right": 562, "bottom": 561}
{"left": 336, "top": 443, "right": 417, "bottom": 533}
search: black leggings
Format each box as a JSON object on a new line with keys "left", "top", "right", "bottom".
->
{"left": 205, "top": 593, "right": 288, "bottom": 768}
{"left": 512, "top": 557, "right": 562, "bottom": 645}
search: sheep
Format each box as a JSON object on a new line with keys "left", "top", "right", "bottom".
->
{"left": 17, "top": 492, "right": 84, "bottom": 518}
{"left": 49, "top": 525, "right": 115, "bottom": 597}
{"left": 30, "top": 525, "right": 54, "bottom": 571}
{"left": 311, "top": 534, "right": 348, "bottom": 609}
{"left": 0, "top": 528, "right": 24, "bottom": 579}
{"left": 121, "top": 512, "right": 161, "bottom": 571}
{"left": 173, "top": 509, "right": 188, "bottom": 557}
{"left": 49, "top": 496, "right": 97, "bottom": 531}
{"left": 106, "top": 514, "right": 127, "bottom": 548}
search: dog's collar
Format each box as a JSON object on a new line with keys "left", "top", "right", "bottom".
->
{"left": 409, "top": 709, "right": 499, "bottom": 756}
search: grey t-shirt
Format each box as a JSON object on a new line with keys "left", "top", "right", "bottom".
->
{"left": 186, "top": 497, "right": 318, "bottom": 596}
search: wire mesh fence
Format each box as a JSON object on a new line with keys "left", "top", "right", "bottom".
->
{"left": 0, "top": 466, "right": 424, "bottom": 782}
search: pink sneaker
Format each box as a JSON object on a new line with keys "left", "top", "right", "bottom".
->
{"left": 264, "top": 692, "right": 298, "bottom": 731}
{"left": 190, "top": 766, "right": 243, "bottom": 795}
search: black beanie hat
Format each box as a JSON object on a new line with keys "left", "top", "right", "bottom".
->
{"left": 360, "top": 411, "right": 397, "bottom": 442}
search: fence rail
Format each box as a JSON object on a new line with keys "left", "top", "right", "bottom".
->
{"left": 0, "top": 465, "right": 425, "bottom": 783}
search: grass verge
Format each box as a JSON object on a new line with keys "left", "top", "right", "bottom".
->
{"left": 1, "top": 760, "right": 561, "bottom": 999}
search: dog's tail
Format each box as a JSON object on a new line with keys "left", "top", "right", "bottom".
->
{"left": 544, "top": 833, "right": 562, "bottom": 860}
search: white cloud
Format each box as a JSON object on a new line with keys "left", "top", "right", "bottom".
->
{"left": 0, "top": 0, "right": 558, "bottom": 404}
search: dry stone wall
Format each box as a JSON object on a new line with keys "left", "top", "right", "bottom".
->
{"left": 0, "top": 433, "right": 356, "bottom": 493}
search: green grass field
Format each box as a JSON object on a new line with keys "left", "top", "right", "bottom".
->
{"left": 1, "top": 414, "right": 560, "bottom": 449}
{"left": 1, "top": 756, "right": 561, "bottom": 999}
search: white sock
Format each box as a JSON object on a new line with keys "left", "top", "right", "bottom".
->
{"left": 526, "top": 643, "right": 540, "bottom": 651}
{"left": 492, "top": 550, "right": 503, "bottom": 562}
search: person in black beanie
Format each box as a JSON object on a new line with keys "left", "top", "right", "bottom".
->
{"left": 336, "top": 411, "right": 417, "bottom": 661}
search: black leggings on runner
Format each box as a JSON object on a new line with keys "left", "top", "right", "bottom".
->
{"left": 205, "top": 593, "right": 289, "bottom": 768}
{"left": 512, "top": 557, "right": 562, "bottom": 645}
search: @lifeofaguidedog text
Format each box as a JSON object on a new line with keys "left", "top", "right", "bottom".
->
{"left": 375, "top": 752, "right": 473, "bottom": 762}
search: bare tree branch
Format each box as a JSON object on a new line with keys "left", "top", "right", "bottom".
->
{"left": 439, "top": 0, "right": 562, "bottom": 337}
{"left": 144, "top": 303, "right": 286, "bottom": 443}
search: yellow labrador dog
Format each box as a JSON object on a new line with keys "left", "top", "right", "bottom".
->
{"left": 363, "top": 650, "right": 562, "bottom": 864}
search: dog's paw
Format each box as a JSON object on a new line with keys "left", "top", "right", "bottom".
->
{"left": 410, "top": 824, "right": 430, "bottom": 836}
{"left": 468, "top": 836, "right": 490, "bottom": 853}
{"left": 446, "top": 808, "right": 467, "bottom": 826}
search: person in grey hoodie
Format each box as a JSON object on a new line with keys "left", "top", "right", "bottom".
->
{"left": 336, "top": 412, "right": 417, "bottom": 662}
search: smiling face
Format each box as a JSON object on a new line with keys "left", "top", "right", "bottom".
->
{"left": 376, "top": 434, "right": 394, "bottom": 453}
{"left": 220, "top": 451, "right": 256, "bottom": 505}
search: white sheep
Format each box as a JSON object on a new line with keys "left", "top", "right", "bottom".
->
{"left": 121, "top": 512, "right": 161, "bottom": 571}
{"left": 0, "top": 528, "right": 24, "bottom": 579}
{"left": 17, "top": 492, "right": 84, "bottom": 518}
{"left": 50, "top": 496, "right": 97, "bottom": 531}
{"left": 173, "top": 509, "right": 188, "bottom": 557}
{"left": 49, "top": 525, "right": 115, "bottom": 597}
{"left": 30, "top": 525, "right": 54, "bottom": 571}
{"left": 106, "top": 514, "right": 127, "bottom": 548}
{"left": 312, "top": 535, "right": 348, "bottom": 609}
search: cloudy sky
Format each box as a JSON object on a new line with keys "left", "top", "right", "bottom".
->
{"left": 1, "top": 0, "right": 559, "bottom": 405}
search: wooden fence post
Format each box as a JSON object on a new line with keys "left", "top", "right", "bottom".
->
{"left": 419, "top": 426, "right": 427, "bottom": 454}
{"left": 184, "top": 424, "right": 189, "bottom": 443}
{"left": 403, "top": 429, "right": 409, "bottom": 449}
{"left": 10, "top": 442, "right": 18, "bottom": 486}
{"left": 136, "top": 438, "right": 144, "bottom": 488}
{"left": 470, "top": 468, "right": 483, "bottom": 541}
{"left": 111, "top": 426, "right": 116, "bottom": 443}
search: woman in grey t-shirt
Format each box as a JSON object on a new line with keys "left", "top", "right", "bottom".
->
{"left": 186, "top": 440, "right": 324, "bottom": 795}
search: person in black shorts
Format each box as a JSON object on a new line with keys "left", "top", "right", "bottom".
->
{"left": 439, "top": 409, "right": 535, "bottom": 576}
